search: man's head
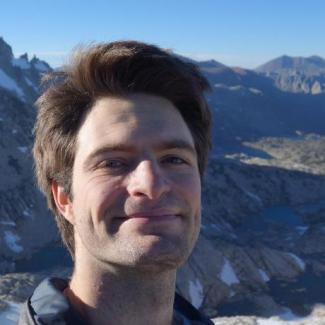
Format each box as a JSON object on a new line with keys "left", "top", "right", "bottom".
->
{"left": 33, "top": 41, "right": 212, "bottom": 262}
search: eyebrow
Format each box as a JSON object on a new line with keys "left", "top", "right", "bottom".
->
{"left": 83, "top": 139, "right": 196, "bottom": 170}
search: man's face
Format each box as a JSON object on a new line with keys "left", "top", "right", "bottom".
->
{"left": 64, "top": 94, "right": 201, "bottom": 271}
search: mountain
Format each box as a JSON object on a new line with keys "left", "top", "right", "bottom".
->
{"left": 256, "top": 55, "right": 325, "bottom": 74}
{"left": 255, "top": 55, "right": 325, "bottom": 94}
{"left": 0, "top": 38, "right": 58, "bottom": 274}
{"left": 0, "top": 38, "right": 325, "bottom": 323}
{"left": 199, "top": 60, "right": 325, "bottom": 148}
{"left": 0, "top": 37, "right": 51, "bottom": 104}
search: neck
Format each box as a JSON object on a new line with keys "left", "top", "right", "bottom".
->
{"left": 66, "top": 257, "right": 177, "bottom": 325}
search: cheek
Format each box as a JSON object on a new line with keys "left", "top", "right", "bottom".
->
{"left": 172, "top": 172, "right": 201, "bottom": 224}
{"left": 72, "top": 174, "right": 125, "bottom": 221}
{"left": 174, "top": 171, "right": 201, "bottom": 201}
{"left": 94, "top": 183, "right": 125, "bottom": 221}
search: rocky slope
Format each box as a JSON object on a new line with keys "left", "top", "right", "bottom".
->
{"left": 0, "top": 38, "right": 324, "bottom": 323}
{"left": 179, "top": 146, "right": 325, "bottom": 318}
{"left": 256, "top": 55, "right": 325, "bottom": 94}
{"left": 0, "top": 37, "right": 51, "bottom": 104}
{"left": 212, "top": 304, "right": 325, "bottom": 324}
{"left": 203, "top": 61, "right": 325, "bottom": 147}
{"left": 0, "top": 37, "right": 58, "bottom": 274}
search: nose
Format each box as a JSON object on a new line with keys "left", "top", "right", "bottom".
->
{"left": 127, "top": 159, "right": 170, "bottom": 200}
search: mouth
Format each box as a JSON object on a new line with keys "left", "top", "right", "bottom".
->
{"left": 128, "top": 211, "right": 179, "bottom": 218}
{"left": 116, "top": 210, "right": 182, "bottom": 224}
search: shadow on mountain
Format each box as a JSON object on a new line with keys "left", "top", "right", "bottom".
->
{"left": 200, "top": 159, "right": 325, "bottom": 317}
{"left": 14, "top": 241, "right": 73, "bottom": 273}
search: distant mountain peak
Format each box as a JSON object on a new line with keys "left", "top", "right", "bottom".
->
{"left": 308, "top": 55, "right": 325, "bottom": 65}
{"left": 19, "top": 53, "right": 29, "bottom": 61}
{"left": 256, "top": 55, "right": 325, "bottom": 73}
{"left": 255, "top": 55, "right": 325, "bottom": 94}
{"left": 0, "top": 37, "right": 14, "bottom": 63}
{"left": 30, "top": 56, "right": 51, "bottom": 72}
{"left": 0, "top": 37, "right": 52, "bottom": 104}
{"left": 198, "top": 59, "right": 225, "bottom": 69}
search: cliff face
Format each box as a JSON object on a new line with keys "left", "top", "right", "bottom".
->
{"left": 0, "top": 38, "right": 324, "bottom": 321}
{"left": 0, "top": 38, "right": 57, "bottom": 273}
{"left": 256, "top": 55, "right": 325, "bottom": 94}
{"left": 179, "top": 146, "right": 325, "bottom": 317}
{"left": 0, "top": 37, "right": 50, "bottom": 105}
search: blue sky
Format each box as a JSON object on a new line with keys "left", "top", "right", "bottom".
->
{"left": 1, "top": 0, "right": 324, "bottom": 68}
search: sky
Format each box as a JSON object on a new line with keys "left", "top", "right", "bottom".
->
{"left": 1, "top": 0, "right": 325, "bottom": 69}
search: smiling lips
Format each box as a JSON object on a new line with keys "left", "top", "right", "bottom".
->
{"left": 128, "top": 211, "right": 179, "bottom": 218}
{"left": 118, "top": 210, "right": 181, "bottom": 223}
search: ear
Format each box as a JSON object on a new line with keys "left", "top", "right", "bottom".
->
{"left": 52, "top": 181, "right": 74, "bottom": 224}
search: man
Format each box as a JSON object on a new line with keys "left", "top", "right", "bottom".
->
{"left": 19, "top": 41, "right": 213, "bottom": 324}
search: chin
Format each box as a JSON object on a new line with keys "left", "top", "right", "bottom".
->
{"left": 124, "top": 235, "right": 194, "bottom": 272}
{"left": 130, "top": 254, "right": 187, "bottom": 273}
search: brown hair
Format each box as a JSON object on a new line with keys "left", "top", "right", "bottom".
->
{"left": 33, "top": 41, "right": 212, "bottom": 258}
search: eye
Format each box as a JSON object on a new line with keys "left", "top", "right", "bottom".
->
{"left": 98, "top": 159, "right": 127, "bottom": 170}
{"left": 162, "top": 156, "right": 187, "bottom": 165}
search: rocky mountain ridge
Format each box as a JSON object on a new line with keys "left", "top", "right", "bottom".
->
{"left": 0, "top": 37, "right": 324, "bottom": 323}
{"left": 0, "top": 37, "right": 51, "bottom": 104}
{"left": 255, "top": 55, "right": 325, "bottom": 94}
{"left": 200, "top": 60, "right": 325, "bottom": 148}
{"left": 0, "top": 38, "right": 56, "bottom": 274}
{"left": 256, "top": 55, "right": 325, "bottom": 74}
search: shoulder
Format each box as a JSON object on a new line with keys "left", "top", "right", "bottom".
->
{"left": 18, "top": 277, "right": 87, "bottom": 325}
{"left": 174, "top": 293, "right": 214, "bottom": 324}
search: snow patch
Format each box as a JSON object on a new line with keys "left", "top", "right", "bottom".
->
{"left": 188, "top": 279, "right": 204, "bottom": 309}
{"left": 24, "top": 76, "right": 38, "bottom": 90}
{"left": 245, "top": 190, "right": 263, "bottom": 204}
{"left": 12, "top": 57, "right": 30, "bottom": 70}
{"left": 296, "top": 226, "right": 309, "bottom": 235}
{"left": 220, "top": 258, "right": 240, "bottom": 286}
{"left": 0, "top": 301, "right": 21, "bottom": 325}
{"left": 214, "top": 307, "right": 320, "bottom": 325}
{"left": 0, "top": 220, "right": 16, "bottom": 227}
{"left": 4, "top": 231, "right": 23, "bottom": 253}
{"left": 0, "top": 301, "right": 22, "bottom": 325}
{"left": 277, "top": 308, "right": 301, "bottom": 321}
{"left": 0, "top": 69, "right": 25, "bottom": 99}
{"left": 257, "top": 308, "right": 301, "bottom": 324}
{"left": 214, "top": 83, "right": 225, "bottom": 88}
{"left": 258, "top": 268, "right": 270, "bottom": 282}
{"left": 17, "top": 146, "right": 28, "bottom": 154}
{"left": 229, "top": 85, "right": 242, "bottom": 91}
{"left": 33, "top": 61, "right": 49, "bottom": 72}
{"left": 23, "top": 209, "right": 32, "bottom": 218}
{"left": 249, "top": 87, "right": 263, "bottom": 95}
{"left": 287, "top": 253, "right": 306, "bottom": 271}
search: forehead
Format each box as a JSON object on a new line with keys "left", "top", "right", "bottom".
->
{"left": 76, "top": 94, "right": 195, "bottom": 154}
